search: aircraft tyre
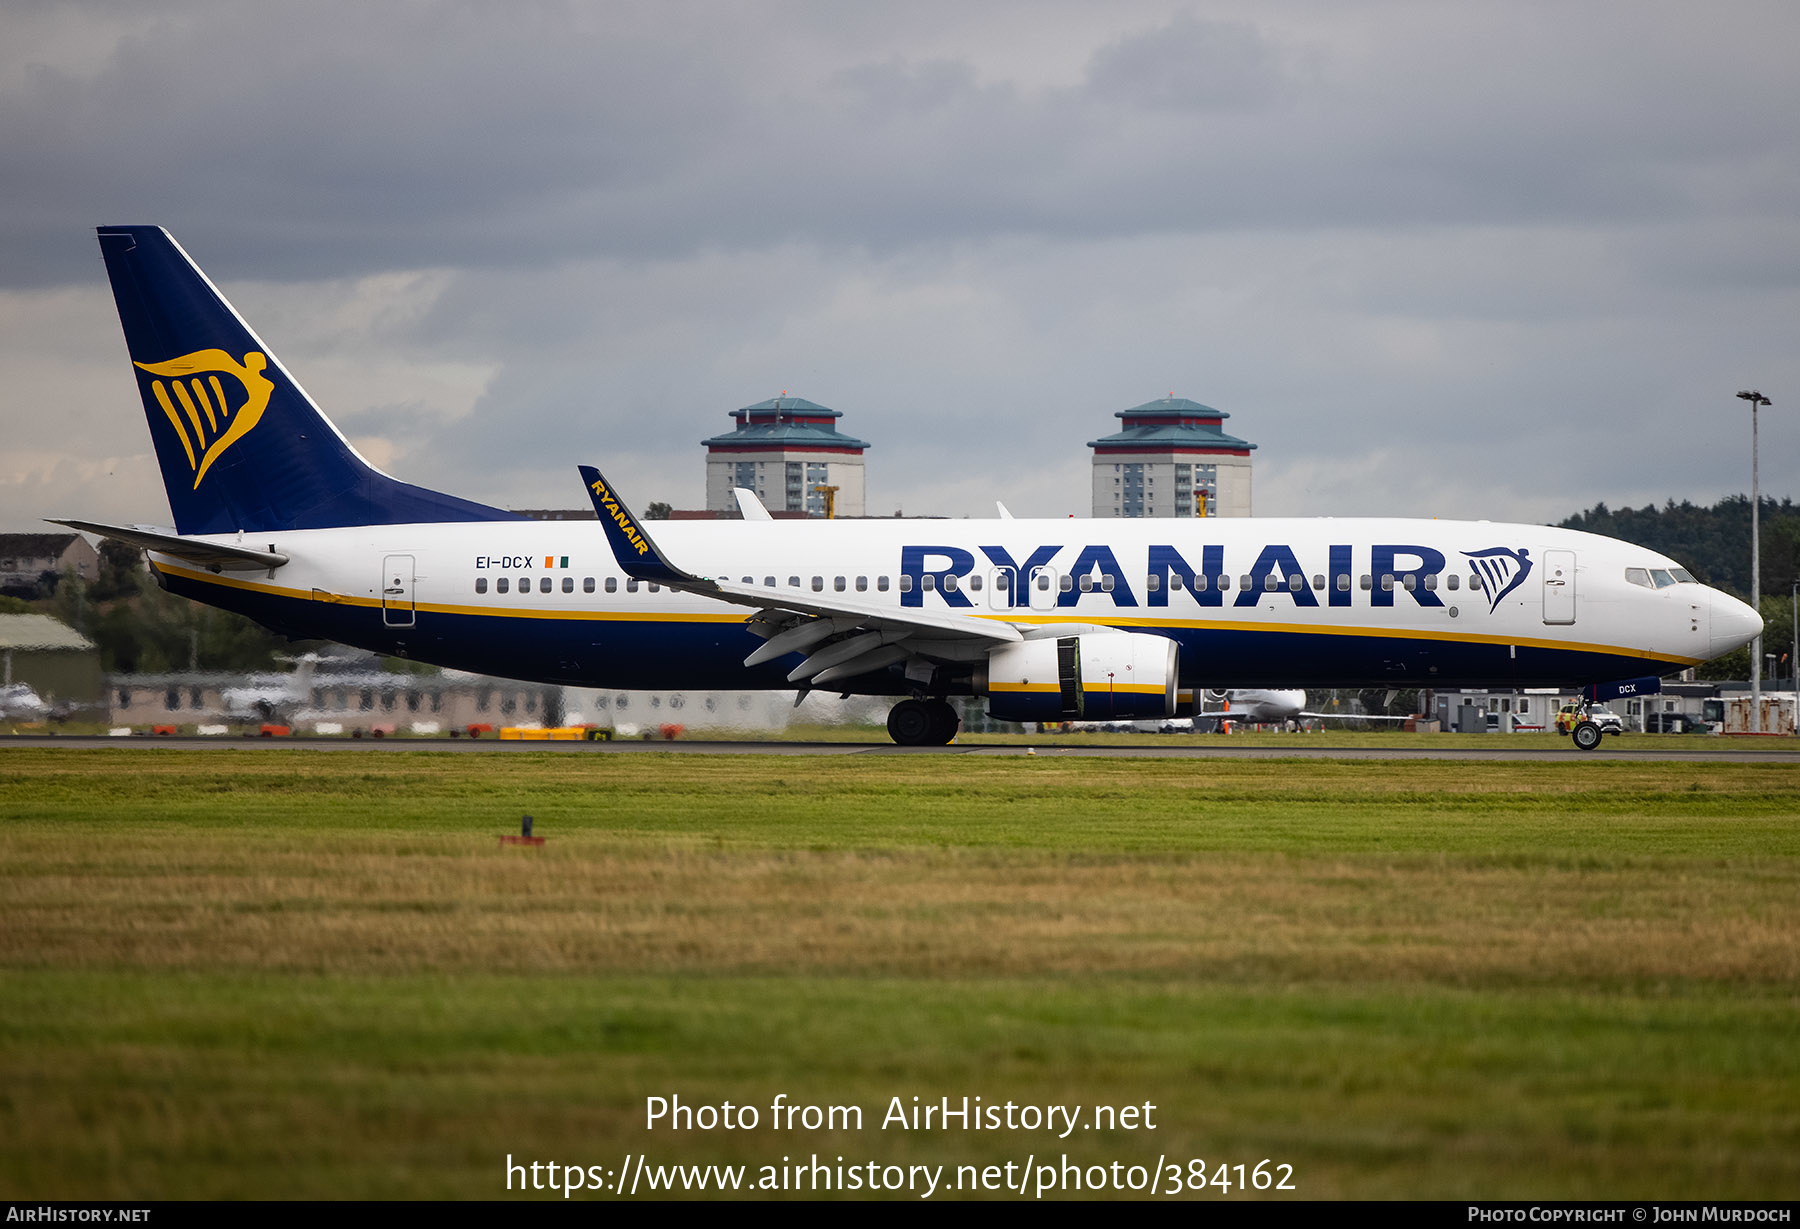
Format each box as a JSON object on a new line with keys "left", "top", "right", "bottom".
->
{"left": 888, "top": 699, "right": 937, "bottom": 746}
{"left": 926, "top": 698, "right": 961, "bottom": 745}
{"left": 887, "top": 698, "right": 960, "bottom": 746}
{"left": 1571, "top": 721, "right": 1604, "bottom": 752}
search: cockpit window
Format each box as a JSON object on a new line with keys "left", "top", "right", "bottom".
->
{"left": 1670, "top": 567, "right": 1696, "bottom": 584}
{"left": 1624, "top": 567, "right": 1653, "bottom": 588}
{"left": 1650, "top": 569, "right": 1676, "bottom": 588}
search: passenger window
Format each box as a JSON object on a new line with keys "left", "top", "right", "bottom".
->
{"left": 626, "top": 579, "right": 639, "bottom": 593}
{"left": 1059, "top": 574, "right": 1074, "bottom": 592}
{"left": 856, "top": 576, "right": 868, "bottom": 592}
{"left": 1037, "top": 574, "right": 1051, "bottom": 590}
{"left": 1403, "top": 575, "right": 1417, "bottom": 591}
{"left": 648, "top": 583, "right": 660, "bottom": 593}
{"left": 1240, "top": 574, "right": 1253, "bottom": 591}
{"left": 605, "top": 577, "right": 617, "bottom": 593}
{"left": 969, "top": 575, "right": 982, "bottom": 591}
{"left": 1382, "top": 575, "right": 1395, "bottom": 591}
{"left": 1312, "top": 574, "right": 1324, "bottom": 589}
{"left": 1423, "top": 574, "right": 1437, "bottom": 590}
{"left": 943, "top": 574, "right": 958, "bottom": 593}
{"left": 1337, "top": 575, "right": 1350, "bottom": 592}
{"left": 1446, "top": 575, "right": 1459, "bottom": 591}
{"left": 584, "top": 577, "right": 595, "bottom": 593}
{"left": 1079, "top": 575, "right": 1093, "bottom": 593}
{"left": 1216, "top": 575, "right": 1230, "bottom": 591}
{"left": 1288, "top": 574, "right": 1302, "bottom": 592}
{"left": 562, "top": 577, "right": 573, "bottom": 593}
{"left": 922, "top": 575, "right": 936, "bottom": 592}
{"left": 877, "top": 576, "right": 890, "bottom": 592}
{"left": 1360, "top": 575, "right": 1372, "bottom": 591}
{"left": 898, "top": 575, "right": 913, "bottom": 593}
{"left": 1146, "top": 575, "right": 1161, "bottom": 592}
{"left": 764, "top": 576, "right": 776, "bottom": 587}
{"left": 1469, "top": 574, "right": 1483, "bottom": 591}
{"left": 834, "top": 576, "right": 846, "bottom": 592}
{"left": 518, "top": 576, "right": 529, "bottom": 593}
{"left": 1101, "top": 575, "right": 1115, "bottom": 592}
{"left": 789, "top": 576, "right": 801, "bottom": 588}
{"left": 475, "top": 577, "right": 488, "bottom": 594}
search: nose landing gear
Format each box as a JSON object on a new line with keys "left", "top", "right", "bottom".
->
{"left": 887, "top": 697, "right": 961, "bottom": 746}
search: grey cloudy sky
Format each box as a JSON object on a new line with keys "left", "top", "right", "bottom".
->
{"left": 3, "top": 0, "right": 1797, "bottom": 531}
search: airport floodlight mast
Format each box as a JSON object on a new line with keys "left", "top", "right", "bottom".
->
{"left": 1738, "top": 390, "right": 1771, "bottom": 731}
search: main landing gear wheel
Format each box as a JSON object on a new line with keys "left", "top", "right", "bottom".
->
{"left": 1571, "top": 720, "right": 1604, "bottom": 752}
{"left": 926, "top": 698, "right": 961, "bottom": 745}
{"left": 887, "top": 698, "right": 960, "bottom": 747}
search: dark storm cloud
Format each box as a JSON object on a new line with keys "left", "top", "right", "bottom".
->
{"left": 5, "top": 2, "right": 1799, "bottom": 530}
{"left": 6, "top": 2, "right": 1798, "bottom": 287}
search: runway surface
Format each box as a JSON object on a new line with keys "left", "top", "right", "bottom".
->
{"left": 7, "top": 735, "right": 1800, "bottom": 762}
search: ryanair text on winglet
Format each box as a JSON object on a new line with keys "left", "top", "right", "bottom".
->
{"left": 590, "top": 478, "right": 651, "bottom": 557}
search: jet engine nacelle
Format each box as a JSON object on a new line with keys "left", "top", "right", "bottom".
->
{"left": 976, "top": 632, "right": 1178, "bottom": 723}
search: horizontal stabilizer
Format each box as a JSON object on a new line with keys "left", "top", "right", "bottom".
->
{"left": 47, "top": 518, "right": 288, "bottom": 571}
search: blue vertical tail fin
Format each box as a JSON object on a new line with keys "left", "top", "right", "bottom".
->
{"left": 97, "top": 226, "right": 519, "bottom": 535}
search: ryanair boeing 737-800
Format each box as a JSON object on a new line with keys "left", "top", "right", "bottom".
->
{"left": 56, "top": 227, "right": 1762, "bottom": 748}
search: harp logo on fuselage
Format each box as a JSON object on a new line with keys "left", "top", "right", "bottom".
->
{"left": 133, "top": 349, "right": 275, "bottom": 488}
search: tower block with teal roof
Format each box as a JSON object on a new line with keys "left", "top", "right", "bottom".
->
{"left": 703, "top": 396, "right": 869, "bottom": 517}
{"left": 1089, "top": 396, "right": 1256, "bottom": 518}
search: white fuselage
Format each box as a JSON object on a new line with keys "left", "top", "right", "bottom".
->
{"left": 147, "top": 515, "right": 1759, "bottom": 696}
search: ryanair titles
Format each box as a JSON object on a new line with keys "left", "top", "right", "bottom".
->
{"left": 900, "top": 543, "right": 1516, "bottom": 611}
{"left": 588, "top": 477, "right": 651, "bottom": 557}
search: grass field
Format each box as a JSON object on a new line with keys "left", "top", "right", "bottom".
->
{"left": 1, "top": 747, "right": 1797, "bottom": 1199}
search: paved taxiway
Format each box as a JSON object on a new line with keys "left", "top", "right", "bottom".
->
{"left": 6, "top": 736, "right": 1799, "bottom": 763}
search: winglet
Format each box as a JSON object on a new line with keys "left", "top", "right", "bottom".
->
{"left": 733, "top": 487, "right": 774, "bottom": 521}
{"left": 578, "top": 465, "right": 698, "bottom": 586}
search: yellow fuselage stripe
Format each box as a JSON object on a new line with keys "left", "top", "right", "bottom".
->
{"left": 150, "top": 560, "right": 1703, "bottom": 663}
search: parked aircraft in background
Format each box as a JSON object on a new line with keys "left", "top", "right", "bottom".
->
{"left": 1076, "top": 688, "right": 1409, "bottom": 732}
{"left": 1196, "top": 688, "right": 1410, "bottom": 728}
{"left": 218, "top": 654, "right": 321, "bottom": 724}
{"left": 57, "top": 227, "right": 1764, "bottom": 748}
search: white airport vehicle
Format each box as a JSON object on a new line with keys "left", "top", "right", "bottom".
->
{"left": 0, "top": 683, "right": 48, "bottom": 720}
{"left": 56, "top": 227, "right": 1763, "bottom": 747}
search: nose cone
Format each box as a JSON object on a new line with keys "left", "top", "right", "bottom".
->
{"left": 1707, "top": 588, "right": 1763, "bottom": 660}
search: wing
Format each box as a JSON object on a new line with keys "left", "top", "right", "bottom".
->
{"left": 578, "top": 465, "right": 1020, "bottom": 688}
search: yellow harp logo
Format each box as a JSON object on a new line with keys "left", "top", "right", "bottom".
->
{"left": 134, "top": 349, "right": 276, "bottom": 488}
